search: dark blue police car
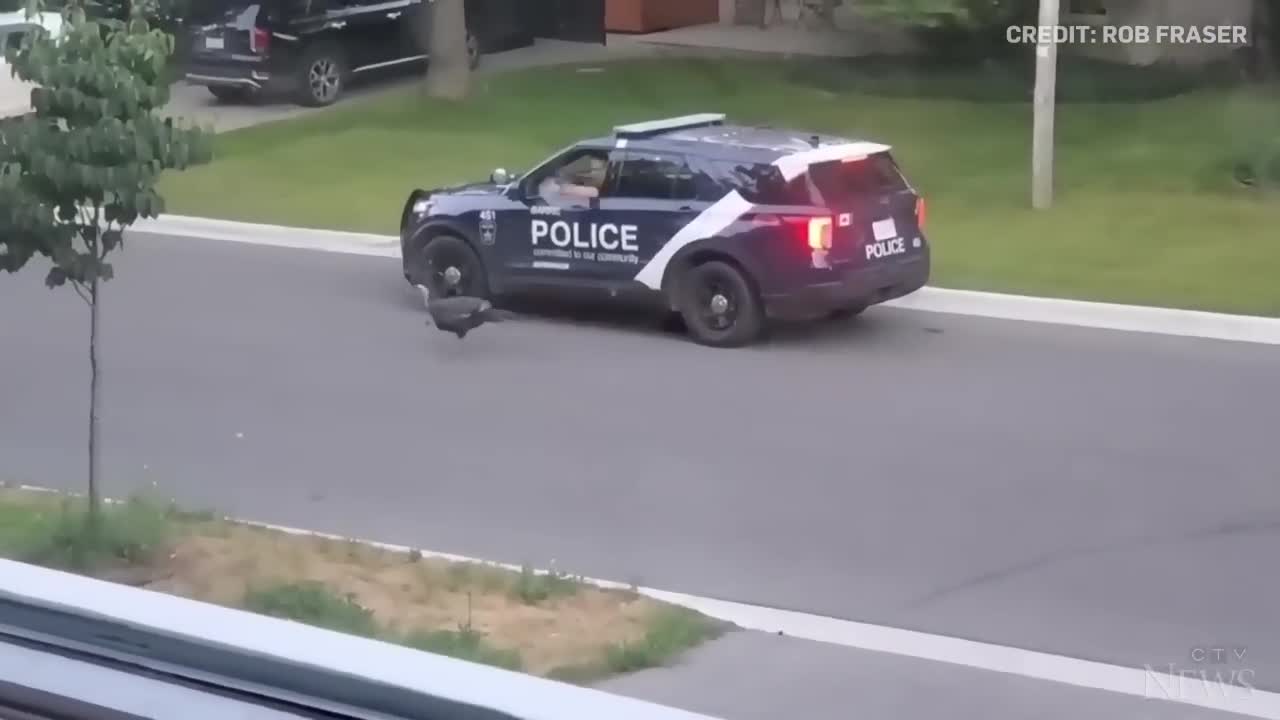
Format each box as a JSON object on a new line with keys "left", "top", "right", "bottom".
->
{"left": 399, "top": 113, "right": 930, "bottom": 347}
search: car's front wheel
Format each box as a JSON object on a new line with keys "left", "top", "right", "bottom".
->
{"left": 418, "top": 234, "right": 490, "bottom": 300}
{"left": 676, "top": 260, "right": 765, "bottom": 348}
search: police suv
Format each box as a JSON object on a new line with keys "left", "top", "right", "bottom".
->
{"left": 399, "top": 114, "right": 930, "bottom": 347}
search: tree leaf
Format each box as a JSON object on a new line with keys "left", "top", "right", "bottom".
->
{"left": 45, "top": 265, "right": 67, "bottom": 288}
{"left": 102, "top": 229, "right": 123, "bottom": 253}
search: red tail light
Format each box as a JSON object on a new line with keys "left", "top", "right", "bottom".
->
{"left": 758, "top": 214, "right": 834, "bottom": 250}
{"left": 251, "top": 27, "right": 271, "bottom": 54}
{"left": 805, "top": 216, "right": 833, "bottom": 250}
{"left": 915, "top": 197, "right": 927, "bottom": 230}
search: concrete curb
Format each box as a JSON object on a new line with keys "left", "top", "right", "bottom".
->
{"left": 133, "top": 214, "right": 400, "bottom": 258}
{"left": 131, "top": 214, "right": 1280, "bottom": 346}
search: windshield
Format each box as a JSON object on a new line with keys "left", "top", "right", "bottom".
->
{"left": 1, "top": 1, "right": 1278, "bottom": 719}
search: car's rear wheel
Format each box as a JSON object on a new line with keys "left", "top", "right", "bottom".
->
{"left": 296, "top": 44, "right": 347, "bottom": 107}
{"left": 676, "top": 260, "right": 765, "bottom": 348}
{"left": 418, "top": 234, "right": 490, "bottom": 300}
{"left": 208, "top": 85, "right": 253, "bottom": 104}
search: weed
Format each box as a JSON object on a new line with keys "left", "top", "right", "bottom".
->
{"left": 3, "top": 495, "right": 172, "bottom": 572}
{"left": 512, "top": 564, "right": 581, "bottom": 606}
{"left": 242, "top": 581, "right": 381, "bottom": 638}
{"left": 402, "top": 626, "right": 524, "bottom": 671}
{"left": 603, "top": 607, "right": 725, "bottom": 674}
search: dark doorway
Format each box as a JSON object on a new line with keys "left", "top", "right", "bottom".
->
{"left": 520, "top": 0, "right": 606, "bottom": 44}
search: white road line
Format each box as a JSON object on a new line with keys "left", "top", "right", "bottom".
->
{"left": 11, "top": 483, "right": 1277, "bottom": 718}
{"left": 129, "top": 214, "right": 1280, "bottom": 346}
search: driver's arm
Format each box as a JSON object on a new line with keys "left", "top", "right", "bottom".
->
{"left": 561, "top": 183, "right": 599, "bottom": 199}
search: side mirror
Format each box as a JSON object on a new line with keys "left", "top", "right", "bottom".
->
{"left": 490, "top": 167, "right": 510, "bottom": 185}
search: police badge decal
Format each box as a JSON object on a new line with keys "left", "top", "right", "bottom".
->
{"left": 479, "top": 209, "right": 497, "bottom": 245}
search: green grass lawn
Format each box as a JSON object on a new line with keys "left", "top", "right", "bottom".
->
{"left": 159, "top": 57, "right": 1280, "bottom": 316}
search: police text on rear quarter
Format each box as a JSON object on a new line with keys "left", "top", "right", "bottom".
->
{"left": 399, "top": 114, "right": 930, "bottom": 347}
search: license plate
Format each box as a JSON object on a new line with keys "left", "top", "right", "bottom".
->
{"left": 204, "top": 36, "right": 225, "bottom": 50}
{"left": 871, "top": 218, "right": 897, "bottom": 241}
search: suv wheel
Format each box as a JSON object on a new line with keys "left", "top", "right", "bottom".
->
{"left": 297, "top": 45, "right": 347, "bottom": 107}
{"left": 419, "top": 234, "right": 490, "bottom": 300}
{"left": 677, "top": 260, "right": 765, "bottom": 348}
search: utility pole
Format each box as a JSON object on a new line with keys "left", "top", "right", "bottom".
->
{"left": 1032, "top": 0, "right": 1060, "bottom": 209}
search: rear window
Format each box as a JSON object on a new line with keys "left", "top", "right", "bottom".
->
{"left": 188, "top": 0, "right": 304, "bottom": 24}
{"left": 2, "top": 30, "right": 26, "bottom": 54}
{"left": 806, "top": 152, "right": 909, "bottom": 205}
{"left": 705, "top": 161, "right": 809, "bottom": 205}
{"left": 706, "top": 152, "right": 909, "bottom": 206}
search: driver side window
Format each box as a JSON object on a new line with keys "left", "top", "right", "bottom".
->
{"left": 526, "top": 148, "right": 611, "bottom": 208}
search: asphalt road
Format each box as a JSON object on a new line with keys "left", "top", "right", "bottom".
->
{"left": 602, "top": 630, "right": 1260, "bottom": 720}
{"left": 2, "top": 235, "right": 1279, "bottom": 703}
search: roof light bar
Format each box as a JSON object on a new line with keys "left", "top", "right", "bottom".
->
{"left": 613, "top": 113, "right": 727, "bottom": 138}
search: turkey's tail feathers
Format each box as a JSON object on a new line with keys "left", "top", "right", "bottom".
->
{"left": 480, "top": 308, "right": 518, "bottom": 323}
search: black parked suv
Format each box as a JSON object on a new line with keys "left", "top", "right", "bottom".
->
{"left": 185, "top": 0, "right": 480, "bottom": 107}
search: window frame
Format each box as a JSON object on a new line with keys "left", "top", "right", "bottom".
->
{"left": 606, "top": 149, "right": 697, "bottom": 202}
{"left": 520, "top": 145, "right": 613, "bottom": 207}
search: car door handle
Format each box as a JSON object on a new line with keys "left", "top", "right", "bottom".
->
{"left": 387, "top": 11, "right": 402, "bottom": 18}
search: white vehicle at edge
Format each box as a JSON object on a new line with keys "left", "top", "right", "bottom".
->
{"left": 0, "top": 10, "right": 62, "bottom": 119}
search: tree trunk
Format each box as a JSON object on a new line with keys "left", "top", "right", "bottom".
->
{"left": 423, "top": 0, "right": 470, "bottom": 100}
{"left": 87, "top": 273, "right": 102, "bottom": 526}
{"left": 1253, "top": 0, "right": 1277, "bottom": 80}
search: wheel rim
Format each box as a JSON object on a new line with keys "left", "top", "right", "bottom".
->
{"left": 694, "top": 274, "right": 739, "bottom": 332}
{"left": 308, "top": 58, "right": 341, "bottom": 102}
{"left": 425, "top": 245, "right": 478, "bottom": 299}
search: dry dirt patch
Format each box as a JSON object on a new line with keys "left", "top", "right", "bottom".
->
{"left": 0, "top": 486, "right": 725, "bottom": 680}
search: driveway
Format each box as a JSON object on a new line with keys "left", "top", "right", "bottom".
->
{"left": 163, "top": 35, "right": 666, "bottom": 133}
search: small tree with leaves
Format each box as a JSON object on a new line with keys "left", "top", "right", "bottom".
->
{"left": 0, "top": 0, "right": 212, "bottom": 525}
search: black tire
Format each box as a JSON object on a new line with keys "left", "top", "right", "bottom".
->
{"left": 208, "top": 85, "right": 252, "bottom": 103}
{"left": 295, "top": 44, "right": 347, "bottom": 107}
{"left": 676, "top": 260, "right": 765, "bottom": 348}
{"left": 418, "top": 234, "right": 490, "bottom": 300}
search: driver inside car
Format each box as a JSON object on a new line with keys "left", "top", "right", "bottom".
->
{"left": 538, "top": 155, "right": 607, "bottom": 202}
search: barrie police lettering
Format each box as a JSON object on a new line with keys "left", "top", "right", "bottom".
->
{"left": 531, "top": 220, "right": 640, "bottom": 252}
{"left": 530, "top": 205, "right": 561, "bottom": 217}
